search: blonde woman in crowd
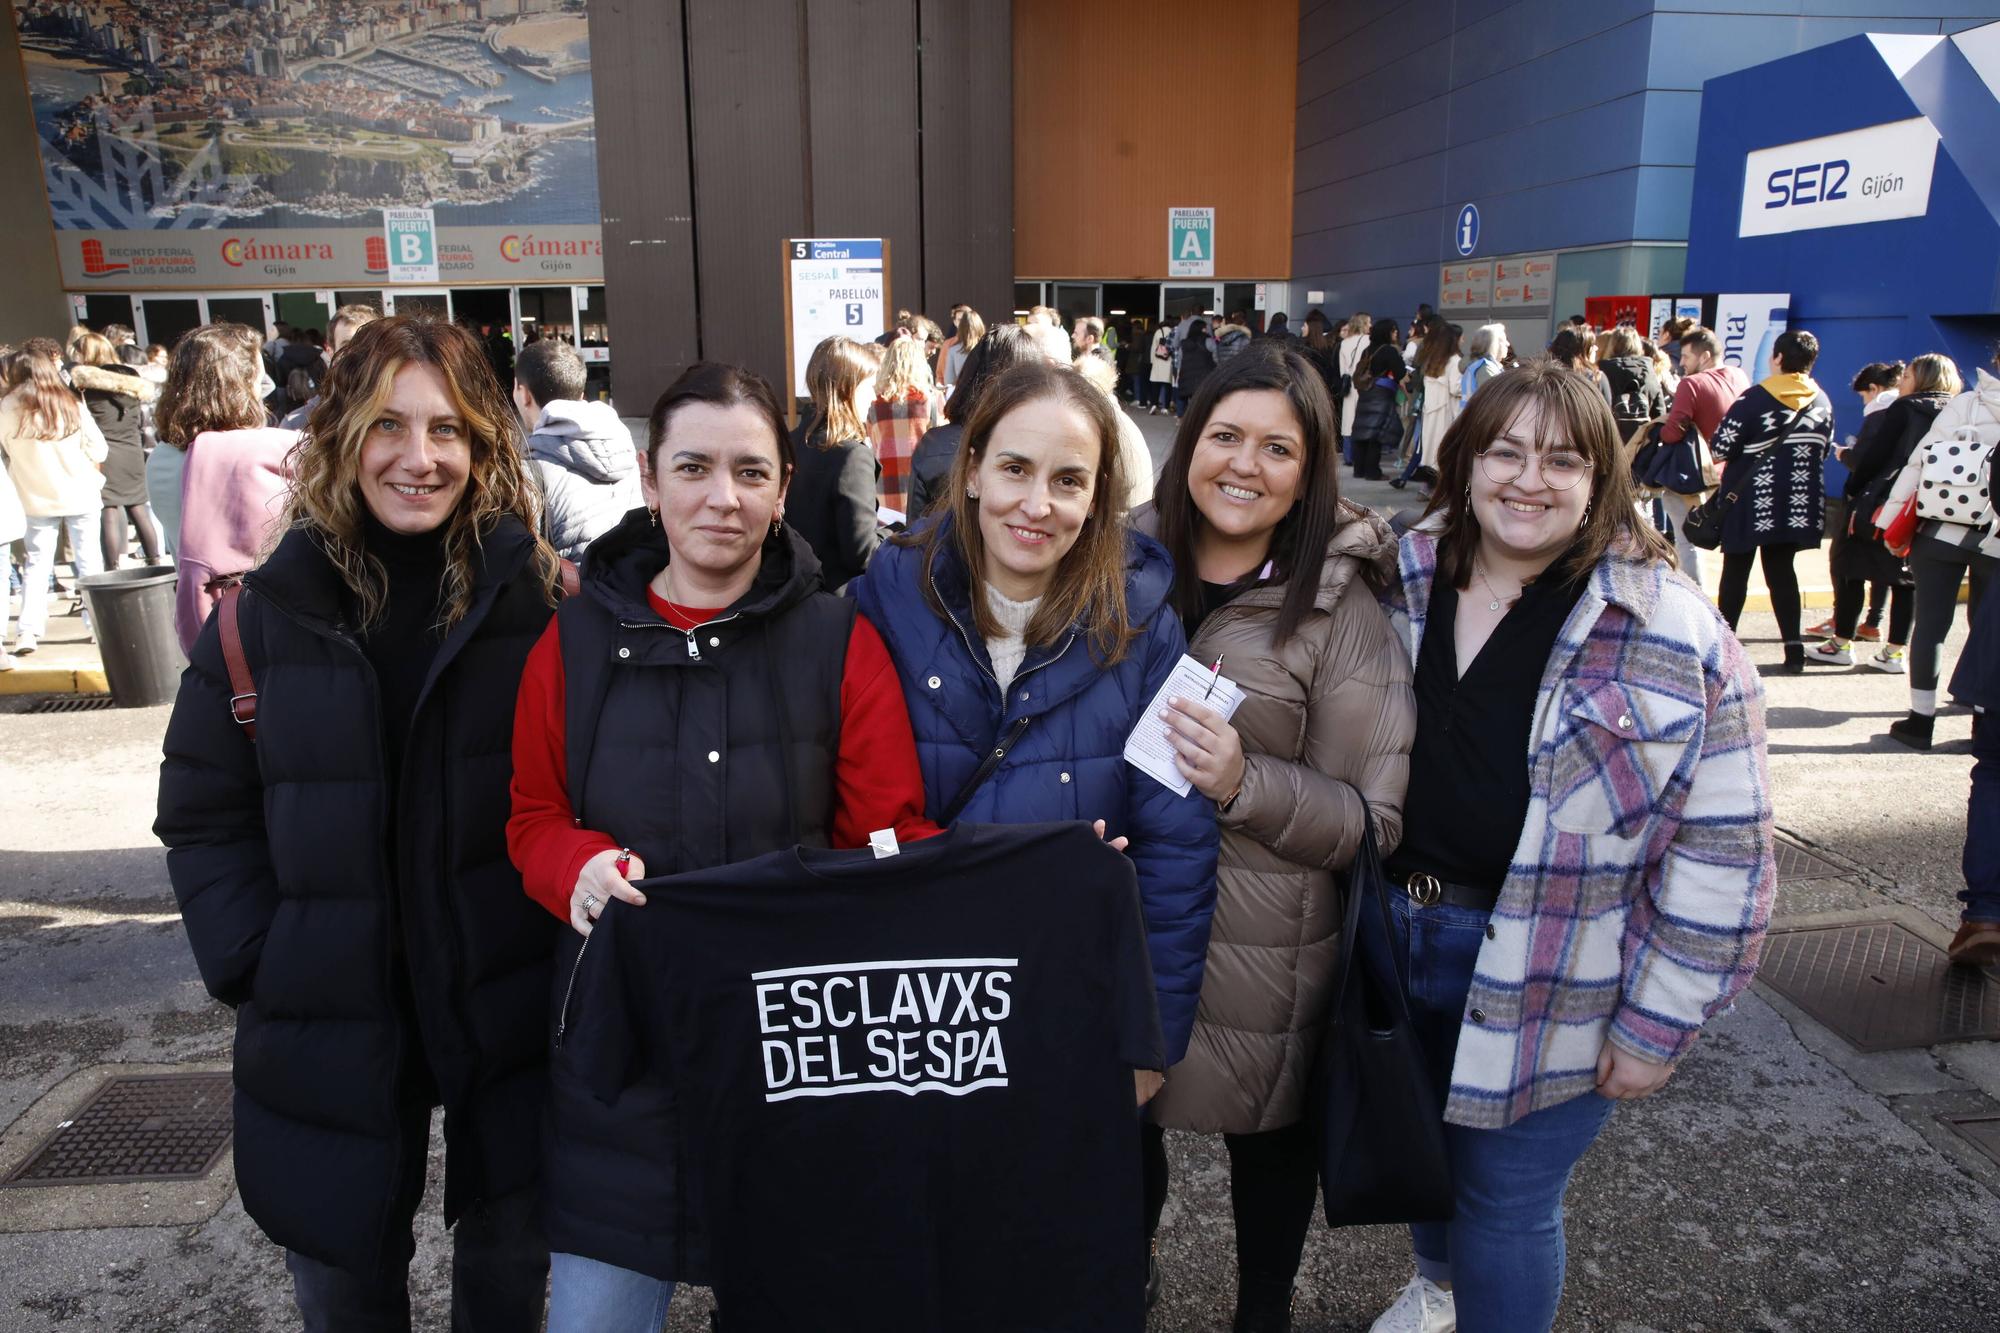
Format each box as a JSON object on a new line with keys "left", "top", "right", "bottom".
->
{"left": 868, "top": 334, "right": 940, "bottom": 517}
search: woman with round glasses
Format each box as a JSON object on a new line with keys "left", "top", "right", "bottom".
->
{"left": 1366, "top": 360, "right": 1775, "bottom": 1333}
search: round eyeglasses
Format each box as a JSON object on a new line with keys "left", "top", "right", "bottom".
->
{"left": 1475, "top": 444, "right": 1594, "bottom": 491}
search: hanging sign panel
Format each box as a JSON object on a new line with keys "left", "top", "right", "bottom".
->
{"left": 784, "top": 238, "right": 888, "bottom": 399}
{"left": 1168, "top": 207, "right": 1215, "bottom": 278}
{"left": 1438, "top": 261, "right": 1491, "bottom": 311}
{"left": 1738, "top": 117, "right": 1940, "bottom": 238}
{"left": 1491, "top": 254, "right": 1555, "bottom": 308}
{"left": 1714, "top": 294, "right": 1791, "bottom": 372}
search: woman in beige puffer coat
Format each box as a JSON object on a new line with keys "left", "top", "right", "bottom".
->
{"left": 1137, "top": 340, "right": 1414, "bottom": 1331}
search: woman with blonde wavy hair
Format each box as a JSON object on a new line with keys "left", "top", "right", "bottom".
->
{"left": 156, "top": 314, "right": 563, "bottom": 1330}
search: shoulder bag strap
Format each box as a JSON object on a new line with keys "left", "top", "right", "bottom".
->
{"left": 217, "top": 582, "right": 258, "bottom": 741}
{"left": 1714, "top": 403, "right": 1811, "bottom": 502}
{"left": 937, "top": 714, "right": 1033, "bottom": 827}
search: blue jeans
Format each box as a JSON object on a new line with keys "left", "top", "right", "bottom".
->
{"left": 1965, "top": 712, "right": 2000, "bottom": 921}
{"left": 546, "top": 1252, "right": 675, "bottom": 1333}
{"left": 1388, "top": 892, "right": 1616, "bottom": 1333}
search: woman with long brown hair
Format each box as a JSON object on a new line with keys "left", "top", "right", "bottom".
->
{"left": 156, "top": 315, "right": 564, "bottom": 1329}
{"left": 1139, "top": 342, "right": 1414, "bottom": 1328}
{"left": 849, "top": 356, "right": 1219, "bottom": 1206}
{"left": 1364, "top": 361, "right": 1774, "bottom": 1332}
{"left": 0, "top": 336, "right": 105, "bottom": 655}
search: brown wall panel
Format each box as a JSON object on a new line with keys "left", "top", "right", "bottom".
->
{"left": 686, "top": 0, "right": 812, "bottom": 394}
{"left": 1012, "top": 0, "right": 1296, "bottom": 279}
{"left": 589, "top": 0, "right": 699, "bottom": 417}
{"left": 919, "top": 0, "right": 1015, "bottom": 321}
{"left": 0, "top": 8, "right": 72, "bottom": 345}
{"left": 807, "top": 0, "right": 924, "bottom": 319}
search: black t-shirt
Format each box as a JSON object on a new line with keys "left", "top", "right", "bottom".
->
{"left": 572, "top": 821, "right": 1163, "bottom": 1331}
{"left": 1389, "top": 565, "right": 1590, "bottom": 892}
{"left": 1182, "top": 578, "right": 1244, "bottom": 640}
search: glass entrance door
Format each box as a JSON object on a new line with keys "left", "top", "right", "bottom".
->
{"left": 135, "top": 297, "right": 203, "bottom": 350}
{"left": 517, "top": 285, "right": 576, "bottom": 352}
{"left": 78, "top": 294, "right": 135, "bottom": 334}
{"left": 205, "top": 295, "right": 272, "bottom": 333}
{"left": 386, "top": 290, "right": 449, "bottom": 319}
{"left": 1054, "top": 283, "right": 1101, "bottom": 332}
{"left": 1162, "top": 285, "right": 1218, "bottom": 322}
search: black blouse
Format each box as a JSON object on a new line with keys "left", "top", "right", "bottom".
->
{"left": 1388, "top": 563, "right": 1589, "bottom": 892}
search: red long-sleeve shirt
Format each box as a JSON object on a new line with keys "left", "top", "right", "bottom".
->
{"left": 508, "top": 593, "right": 940, "bottom": 920}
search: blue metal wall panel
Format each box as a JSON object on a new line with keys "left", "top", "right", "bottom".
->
{"left": 1294, "top": 0, "right": 2000, "bottom": 320}
{"left": 1683, "top": 31, "right": 2000, "bottom": 397}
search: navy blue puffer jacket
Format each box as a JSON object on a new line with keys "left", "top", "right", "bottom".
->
{"left": 850, "top": 519, "right": 1219, "bottom": 1062}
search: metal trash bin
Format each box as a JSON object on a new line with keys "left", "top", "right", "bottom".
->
{"left": 77, "top": 567, "right": 186, "bottom": 708}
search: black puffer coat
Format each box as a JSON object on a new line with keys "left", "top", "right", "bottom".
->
{"left": 155, "top": 516, "right": 559, "bottom": 1274}
{"left": 1834, "top": 392, "right": 1947, "bottom": 585}
{"left": 541, "top": 509, "right": 852, "bottom": 1283}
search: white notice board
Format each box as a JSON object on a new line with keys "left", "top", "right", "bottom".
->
{"left": 784, "top": 239, "right": 889, "bottom": 402}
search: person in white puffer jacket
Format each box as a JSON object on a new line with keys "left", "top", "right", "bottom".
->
{"left": 1880, "top": 358, "right": 2000, "bottom": 750}
{"left": 513, "top": 339, "right": 642, "bottom": 564}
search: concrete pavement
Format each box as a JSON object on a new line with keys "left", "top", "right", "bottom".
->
{"left": 0, "top": 409, "right": 1994, "bottom": 1330}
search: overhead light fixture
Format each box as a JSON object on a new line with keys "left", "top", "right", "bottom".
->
{"left": 1109, "top": 309, "right": 1126, "bottom": 315}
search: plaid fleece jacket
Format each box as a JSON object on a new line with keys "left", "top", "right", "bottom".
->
{"left": 1387, "top": 531, "right": 1776, "bottom": 1130}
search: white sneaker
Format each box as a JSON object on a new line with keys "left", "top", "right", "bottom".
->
{"left": 1368, "top": 1273, "right": 1457, "bottom": 1332}
{"left": 1867, "top": 647, "right": 1908, "bottom": 674}
{"left": 0, "top": 651, "right": 14, "bottom": 671}
{"left": 11, "top": 635, "right": 36, "bottom": 657}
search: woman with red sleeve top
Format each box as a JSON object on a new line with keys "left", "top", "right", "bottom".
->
{"left": 507, "top": 362, "right": 937, "bottom": 1331}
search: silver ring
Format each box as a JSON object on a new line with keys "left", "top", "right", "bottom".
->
{"left": 582, "top": 894, "right": 599, "bottom": 914}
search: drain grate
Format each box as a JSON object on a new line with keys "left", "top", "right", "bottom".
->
{"left": 1939, "top": 1113, "right": 2000, "bottom": 1170}
{"left": 25, "top": 695, "right": 116, "bottom": 714}
{"left": 2, "top": 1073, "right": 233, "bottom": 1188}
{"left": 1773, "top": 831, "right": 1849, "bottom": 884}
{"left": 1756, "top": 920, "right": 2000, "bottom": 1051}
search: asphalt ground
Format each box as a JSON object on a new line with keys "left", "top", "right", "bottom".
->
{"left": 0, "top": 406, "right": 1994, "bottom": 1330}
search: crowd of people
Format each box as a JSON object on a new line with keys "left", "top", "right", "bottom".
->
{"left": 0, "top": 289, "right": 1992, "bottom": 1332}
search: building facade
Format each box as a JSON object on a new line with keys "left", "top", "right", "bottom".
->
{"left": 1293, "top": 0, "right": 2000, "bottom": 351}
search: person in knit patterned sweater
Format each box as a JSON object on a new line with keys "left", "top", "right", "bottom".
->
{"left": 1708, "top": 328, "right": 1837, "bottom": 674}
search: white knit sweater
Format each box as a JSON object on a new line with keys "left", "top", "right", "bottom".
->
{"left": 983, "top": 586, "right": 1042, "bottom": 692}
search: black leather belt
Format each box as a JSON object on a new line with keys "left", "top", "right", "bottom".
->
{"left": 1397, "top": 871, "right": 1502, "bottom": 912}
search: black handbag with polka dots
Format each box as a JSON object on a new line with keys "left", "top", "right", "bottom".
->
{"left": 1914, "top": 401, "right": 1998, "bottom": 529}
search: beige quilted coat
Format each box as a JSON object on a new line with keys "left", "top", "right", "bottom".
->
{"left": 1145, "top": 500, "right": 1415, "bottom": 1135}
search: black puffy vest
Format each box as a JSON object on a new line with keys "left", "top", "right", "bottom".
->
{"left": 154, "top": 517, "right": 558, "bottom": 1275}
{"left": 541, "top": 509, "right": 852, "bottom": 1282}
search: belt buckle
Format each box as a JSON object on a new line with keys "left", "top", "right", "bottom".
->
{"left": 1406, "top": 872, "right": 1442, "bottom": 908}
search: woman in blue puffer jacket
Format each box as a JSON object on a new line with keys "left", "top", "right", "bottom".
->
{"left": 850, "top": 358, "right": 1220, "bottom": 1093}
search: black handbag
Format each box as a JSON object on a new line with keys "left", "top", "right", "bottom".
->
{"left": 1681, "top": 405, "right": 1810, "bottom": 550}
{"left": 1312, "top": 821, "right": 1455, "bottom": 1227}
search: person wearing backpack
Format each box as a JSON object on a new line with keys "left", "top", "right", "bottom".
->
{"left": 1878, "top": 349, "right": 2000, "bottom": 749}
{"left": 155, "top": 316, "right": 566, "bottom": 1328}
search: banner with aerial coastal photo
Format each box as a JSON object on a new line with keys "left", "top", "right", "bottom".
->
{"left": 13, "top": 0, "right": 602, "bottom": 287}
